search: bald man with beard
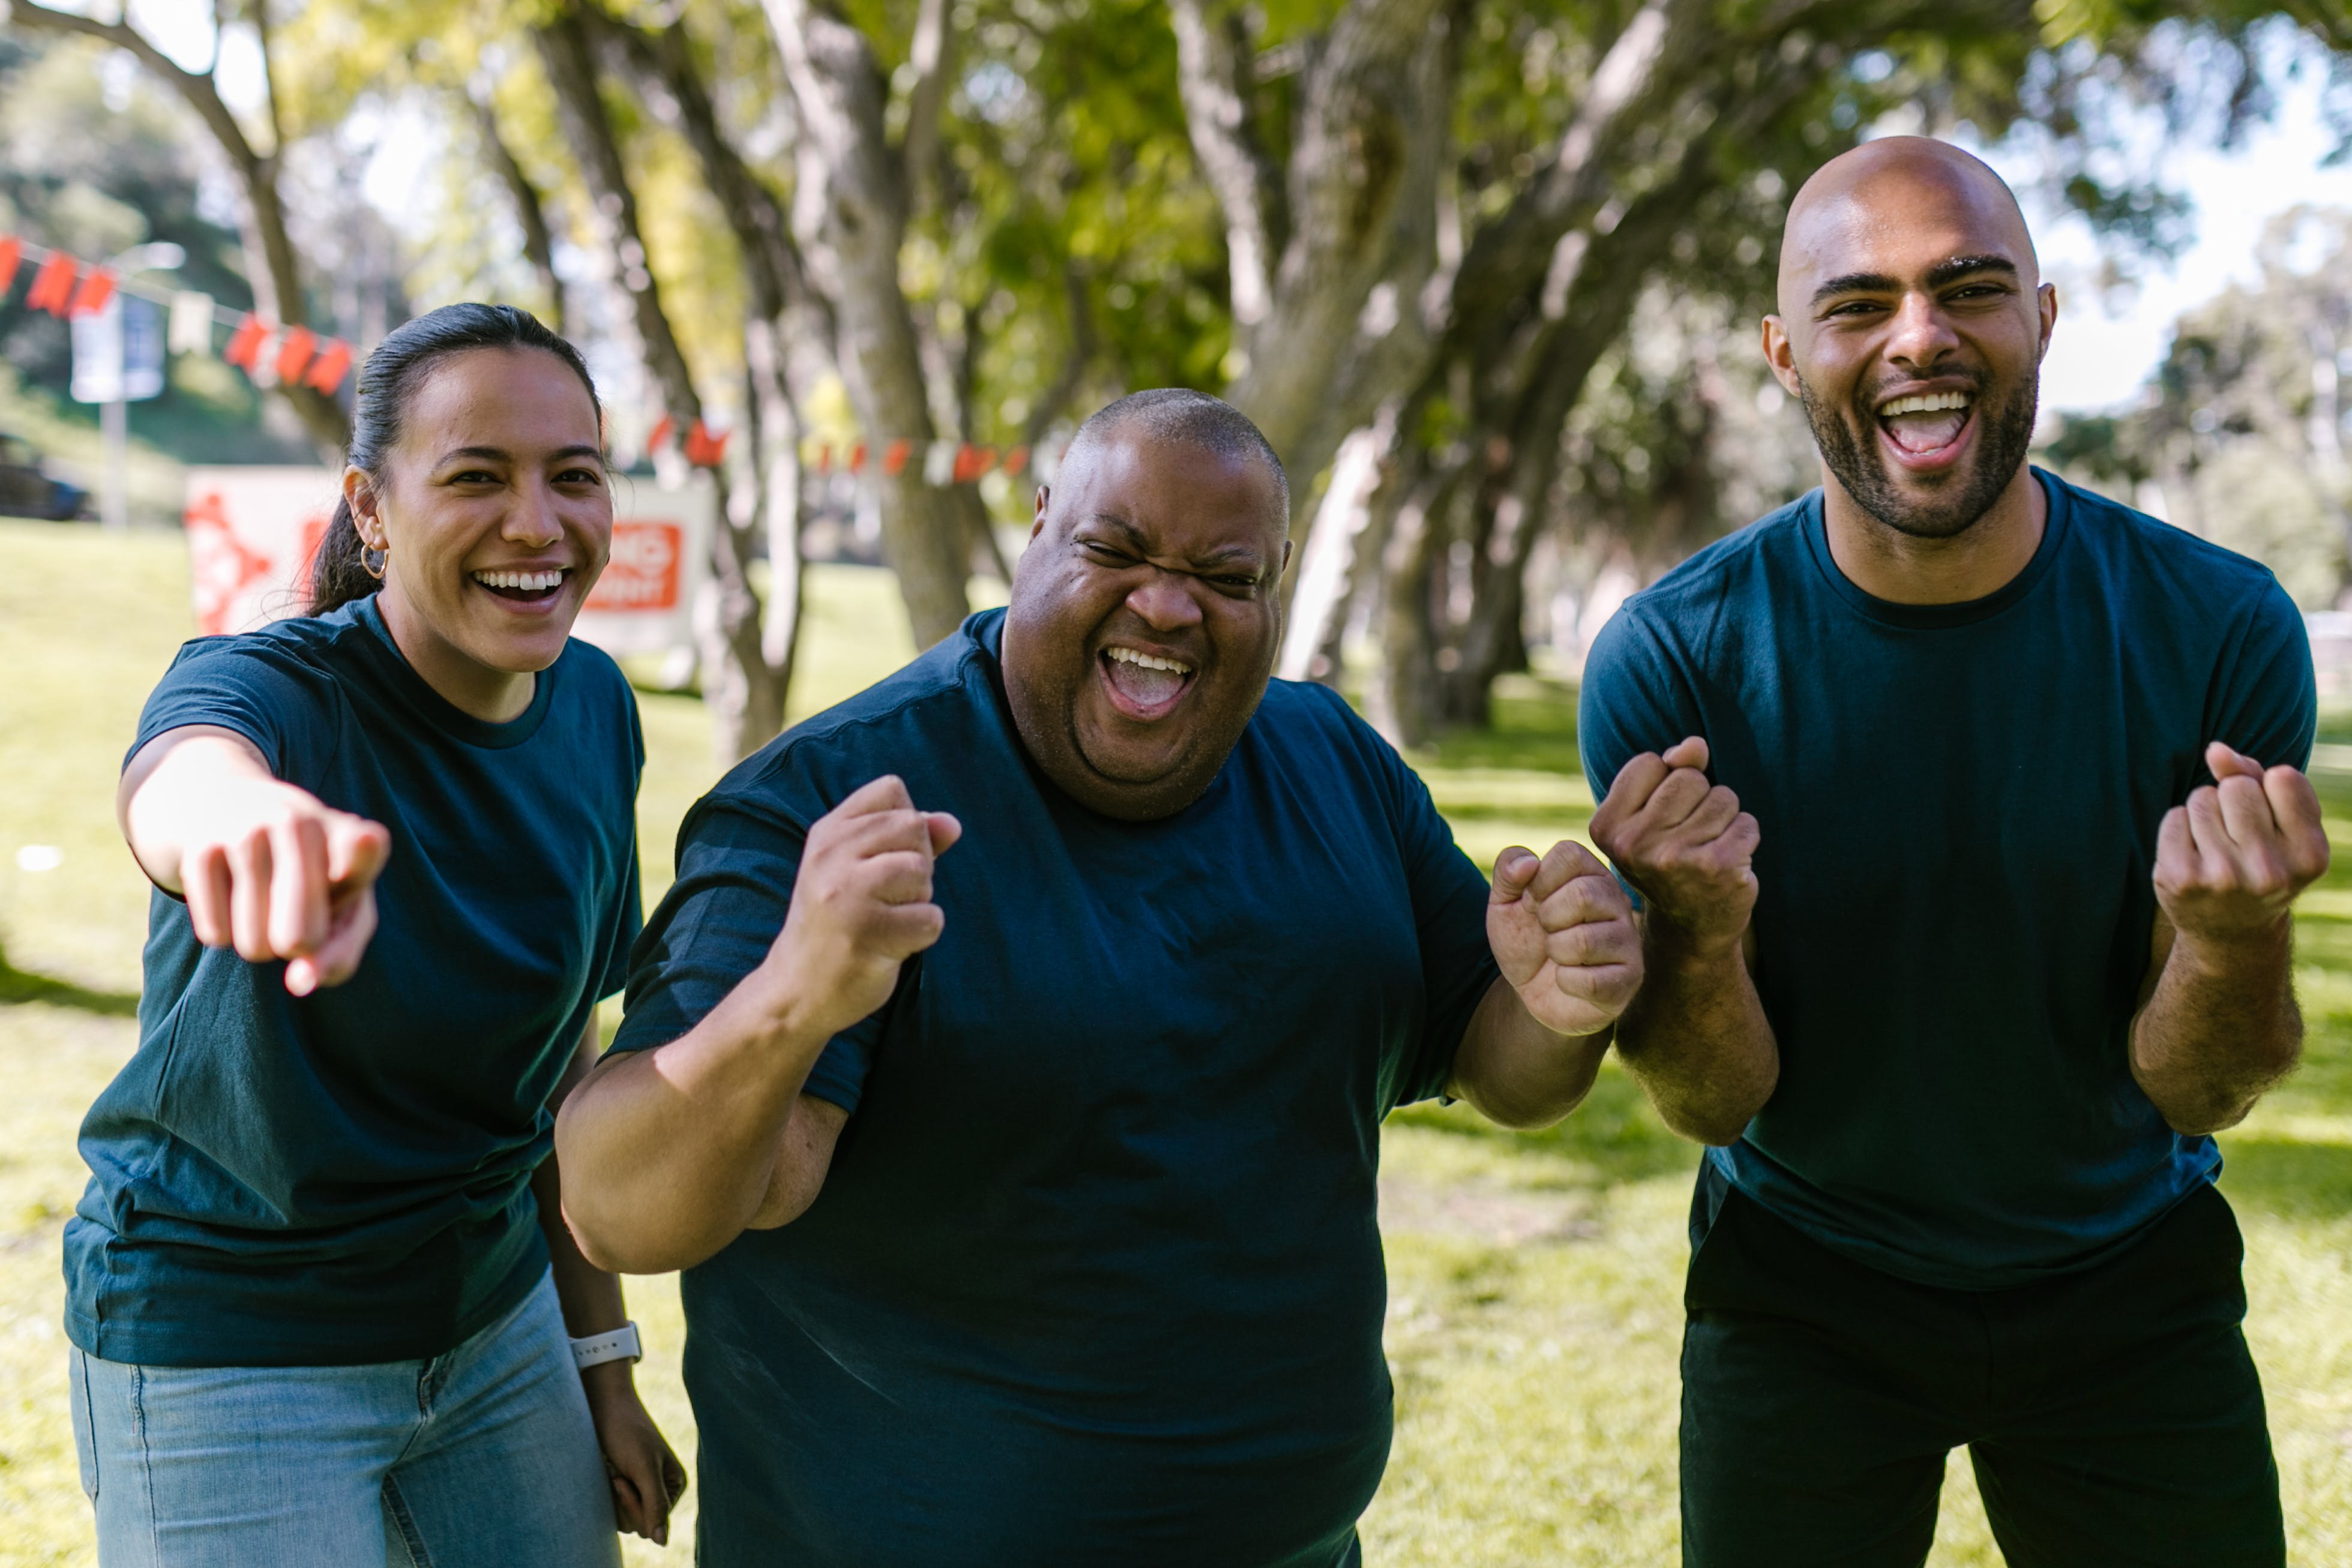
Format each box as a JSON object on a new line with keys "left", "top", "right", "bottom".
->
{"left": 1579, "top": 138, "right": 2325, "bottom": 1564}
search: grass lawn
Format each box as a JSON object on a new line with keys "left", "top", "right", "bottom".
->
{"left": 4, "top": 517, "right": 2352, "bottom": 1563}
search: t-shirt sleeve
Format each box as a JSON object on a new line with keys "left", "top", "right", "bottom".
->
{"left": 1576, "top": 606, "right": 1704, "bottom": 800}
{"left": 2204, "top": 575, "right": 2316, "bottom": 778}
{"left": 127, "top": 638, "right": 337, "bottom": 784}
{"left": 607, "top": 793, "right": 880, "bottom": 1114}
{"left": 598, "top": 686, "right": 649, "bottom": 1000}
{"left": 1350, "top": 698, "right": 1499, "bottom": 1110}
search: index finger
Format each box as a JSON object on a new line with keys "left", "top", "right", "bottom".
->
{"left": 834, "top": 774, "right": 916, "bottom": 817}
{"left": 1525, "top": 838, "right": 1608, "bottom": 903}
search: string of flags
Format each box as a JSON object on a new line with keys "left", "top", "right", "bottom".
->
{"left": 4, "top": 230, "right": 1057, "bottom": 483}
{"left": 0, "top": 232, "right": 356, "bottom": 395}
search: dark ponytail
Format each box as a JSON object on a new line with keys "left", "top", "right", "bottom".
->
{"left": 310, "top": 303, "right": 603, "bottom": 613}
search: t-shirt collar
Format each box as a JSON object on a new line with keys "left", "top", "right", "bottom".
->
{"left": 1799, "top": 466, "right": 2073, "bottom": 631}
{"left": 348, "top": 593, "right": 558, "bottom": 749}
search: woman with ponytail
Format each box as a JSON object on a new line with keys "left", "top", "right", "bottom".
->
{"left": 68, "top": 304, "right": 683, "bottom": 1566}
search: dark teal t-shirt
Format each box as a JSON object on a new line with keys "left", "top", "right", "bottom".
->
{"left": 611, "top": 608, "right": 1497, "bottom": 1568}
{"left": 1580, "top": 472, "right": 2315, "bottom": 1289}
{"left": 65, "top": 595, "right": 643, "bottom": 1366}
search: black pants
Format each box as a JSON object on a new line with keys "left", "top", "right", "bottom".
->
{"left": 1679, "top": 1167, "right": 2284, "bottom": 1567}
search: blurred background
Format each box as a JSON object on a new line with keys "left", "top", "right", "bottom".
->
{"left": 11, "top": 0, "right": 2352, "bottom": 1563}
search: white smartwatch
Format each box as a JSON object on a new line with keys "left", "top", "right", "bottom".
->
{"left": 570, "top": 1321, "right": 643, "bottom": 1371}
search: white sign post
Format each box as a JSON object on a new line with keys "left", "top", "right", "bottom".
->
{"left": 73, "top": 296, "right": 166, "bottom": 532}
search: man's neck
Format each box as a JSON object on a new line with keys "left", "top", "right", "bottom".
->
{"left": 1819, "top": 463, "right": 2047, "bottom": 607}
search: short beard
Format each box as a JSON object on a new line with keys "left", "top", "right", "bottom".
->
{"left": 1797, "top": 366, "right": 2039, "bottom": 540}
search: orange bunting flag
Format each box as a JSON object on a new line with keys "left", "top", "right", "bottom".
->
{"left": 1002, "top": 446, "right": 1030, "bottom": 478}
{"left": 684, "top": 419, "right": 729, "bottom": 467}
{"left": 274, "top": 326, "right": 318, "bottom": 385}
{"left": 67, "top": 267, "right": 117, "bottom": 317}
{"left": 648, "top": 413, "right": 677, "bottom": 451}
{"left": 951, "top": 443, "right": 996, "bottom": 483}
{"left": 25, "top": 252, "right": 77, "bottom": 315}
{"left": 882, "top": 439, "right": 912, "bottom": 476}
{"left": 223, "top": 313, "right": 268, "bottom": 370}
{"left": 0, "top": 236, "right": 21, "bottom": 295}
{"left": 848, "top": 442, "right": 867, "bottom": 473}
{"left": 303, "top": 338, "right": 353, "bottom": 394}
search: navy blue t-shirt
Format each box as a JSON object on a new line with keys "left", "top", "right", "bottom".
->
{"left": 66, "top": 595, "right": 643, "bottom": 1366}
{"left": 1580, "top": 472, "right": 2315, "bottom": 1288}
{"left": 612, "top": 608, "right": 1499, "bottom": 1567}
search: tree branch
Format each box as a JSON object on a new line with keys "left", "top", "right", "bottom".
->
{"left": 1167, "top": 0, "right": 1285, "bottom": 326}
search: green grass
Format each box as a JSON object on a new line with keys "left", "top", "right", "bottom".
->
{"left": 4, "top": 520, "right": 2352, "bottom": 1563}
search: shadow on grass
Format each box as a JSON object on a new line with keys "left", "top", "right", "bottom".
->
{"left": 1420, "top": 677, "right": 1586, "bottom": 777}
{"left": 2219, "top": 1136, "right": 2352, "bottom": 1222}
{"left": 0, "top": 942, "right": 139, "bottom": 1017}
{"left": 1389, "top": 1069, "right": 1700, "bottom": 1186}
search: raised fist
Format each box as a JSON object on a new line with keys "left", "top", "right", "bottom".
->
{"left": 766, "top": 774, "right": 962, "bottom": 1041}
{"left": 2155, "top": 742, "right": 2330, "bottom": 944}
{"left": 1587, "top": 736, "right": 1758, "bottom": 956}
{"left": 1488, "top": 839, "right": 1642, "bottom": 1037}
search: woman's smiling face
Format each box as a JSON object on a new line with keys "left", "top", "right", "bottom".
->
{"left": 347, "top": 346, "right": 612, "bottom": 719}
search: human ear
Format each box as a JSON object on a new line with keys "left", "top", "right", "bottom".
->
{"left": 1760, "top": 316, "right": 1802, "bottom": 397}
{"left": 1029, "top": 483, "right": 1051, "bottom": 543}
{"left": 343, "top": 466, "right": 388, "bottom": 551}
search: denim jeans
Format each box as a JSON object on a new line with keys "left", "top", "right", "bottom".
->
{"left": 70, "top": 1270, "right": 622, "bottom": 1568}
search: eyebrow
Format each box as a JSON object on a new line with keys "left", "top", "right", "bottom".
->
{"left": 436, "top": 444, "right": 605, "bottom": 466}
{"left": 1811, "top": 254, "right": 2020, "bottom": 307}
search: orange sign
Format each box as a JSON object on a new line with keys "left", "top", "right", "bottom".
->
{"left": 587, "top": 520, "right": 683, "bottom": 611}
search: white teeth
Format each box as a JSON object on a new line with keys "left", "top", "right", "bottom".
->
{"left": 472, "top": 569, "right": 567, "bottom": 591}
{"left": 1105, "top": 645, "right": 1193, "bottom": 675}
{"left": 1878, "top": 391, "right": 1972, "bottom": 416}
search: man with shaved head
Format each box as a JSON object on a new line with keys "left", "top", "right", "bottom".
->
{"left": 555, "top": 388, "right": 1644, "bottom": 1564}
{"left": 1581, "top": 137, "right": 2322, "bottom": 1564}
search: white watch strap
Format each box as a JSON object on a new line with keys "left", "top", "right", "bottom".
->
{"left": 570, "top": 1321, "right": 642, "bottom": 1371}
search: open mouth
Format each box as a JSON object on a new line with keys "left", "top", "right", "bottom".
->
{"left": 1874, "top": 389, "right": 1974, "bottom": 468}
{"left": 1099, "top": 643, "right": 1196, "bottom": 719}
{"left": 471, "top": 567, "right": 569, "bottom": 607}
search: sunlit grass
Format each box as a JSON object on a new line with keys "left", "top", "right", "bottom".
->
{"left": 5, "top": 520, "right": 2352, "bottom": 1563}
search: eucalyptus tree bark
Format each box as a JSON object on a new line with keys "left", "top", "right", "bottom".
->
{"left": 760, "top": 0, "right": 976, "bottom": 648}
{"left": 597, "top": 8, "right": 839, "bottom": 740}
{"left": 536, "top": 5, "right": 786, "bottom": 763}
{"left": 466, "top": 88, "right": 565, "bottom": 335}
{"left": 1171, "top": 0, "right": 1452, "bottom": 499}
{"left": 8, "top": 0, "right": 349, "bottom": 454}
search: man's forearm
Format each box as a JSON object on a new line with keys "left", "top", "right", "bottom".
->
{"left": 1449, "top": 976, "right": 1611, "bottom": 1131}
{"left": 555, "top": 970, "right": 832, "bottom": 1273}
{"left": 1613, "top": 923, "right": 1777, "bottom": 1146}
{"left": 2133, "top": 919, "right": 2302, "bottom": 1135}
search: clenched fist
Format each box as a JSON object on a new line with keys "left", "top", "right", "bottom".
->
{"left": 2155, "top": 742, "right": 2330, "bottom": 943}
{"left": 1488, "top": 840, "right": 1642, "bottom": 1036}
{"left": 766, "top": 774, "right": 963, "bottom": 1041}
{"left": 1587, "top": 736, "right": 1758, "bottom": 955}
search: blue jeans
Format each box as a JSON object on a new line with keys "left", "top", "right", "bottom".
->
{"left": 70, "top": 1271, "right": 621, "bottom": 1568}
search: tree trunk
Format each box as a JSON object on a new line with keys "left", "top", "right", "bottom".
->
{"left": 467, "top": 88, "right": 565, "bottom": 335}
{"left": 535, "top": 5, "right": 784, "bottom": 764}
{"left": 761, "top": 0, "right": 973, "bottom": 647}
{"left": 9, "top": 0, "right": 351, "bottom": 454}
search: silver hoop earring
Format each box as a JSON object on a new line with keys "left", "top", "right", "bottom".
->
{"left": 361, "top": 544, "right": 388, "bottom": 580}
